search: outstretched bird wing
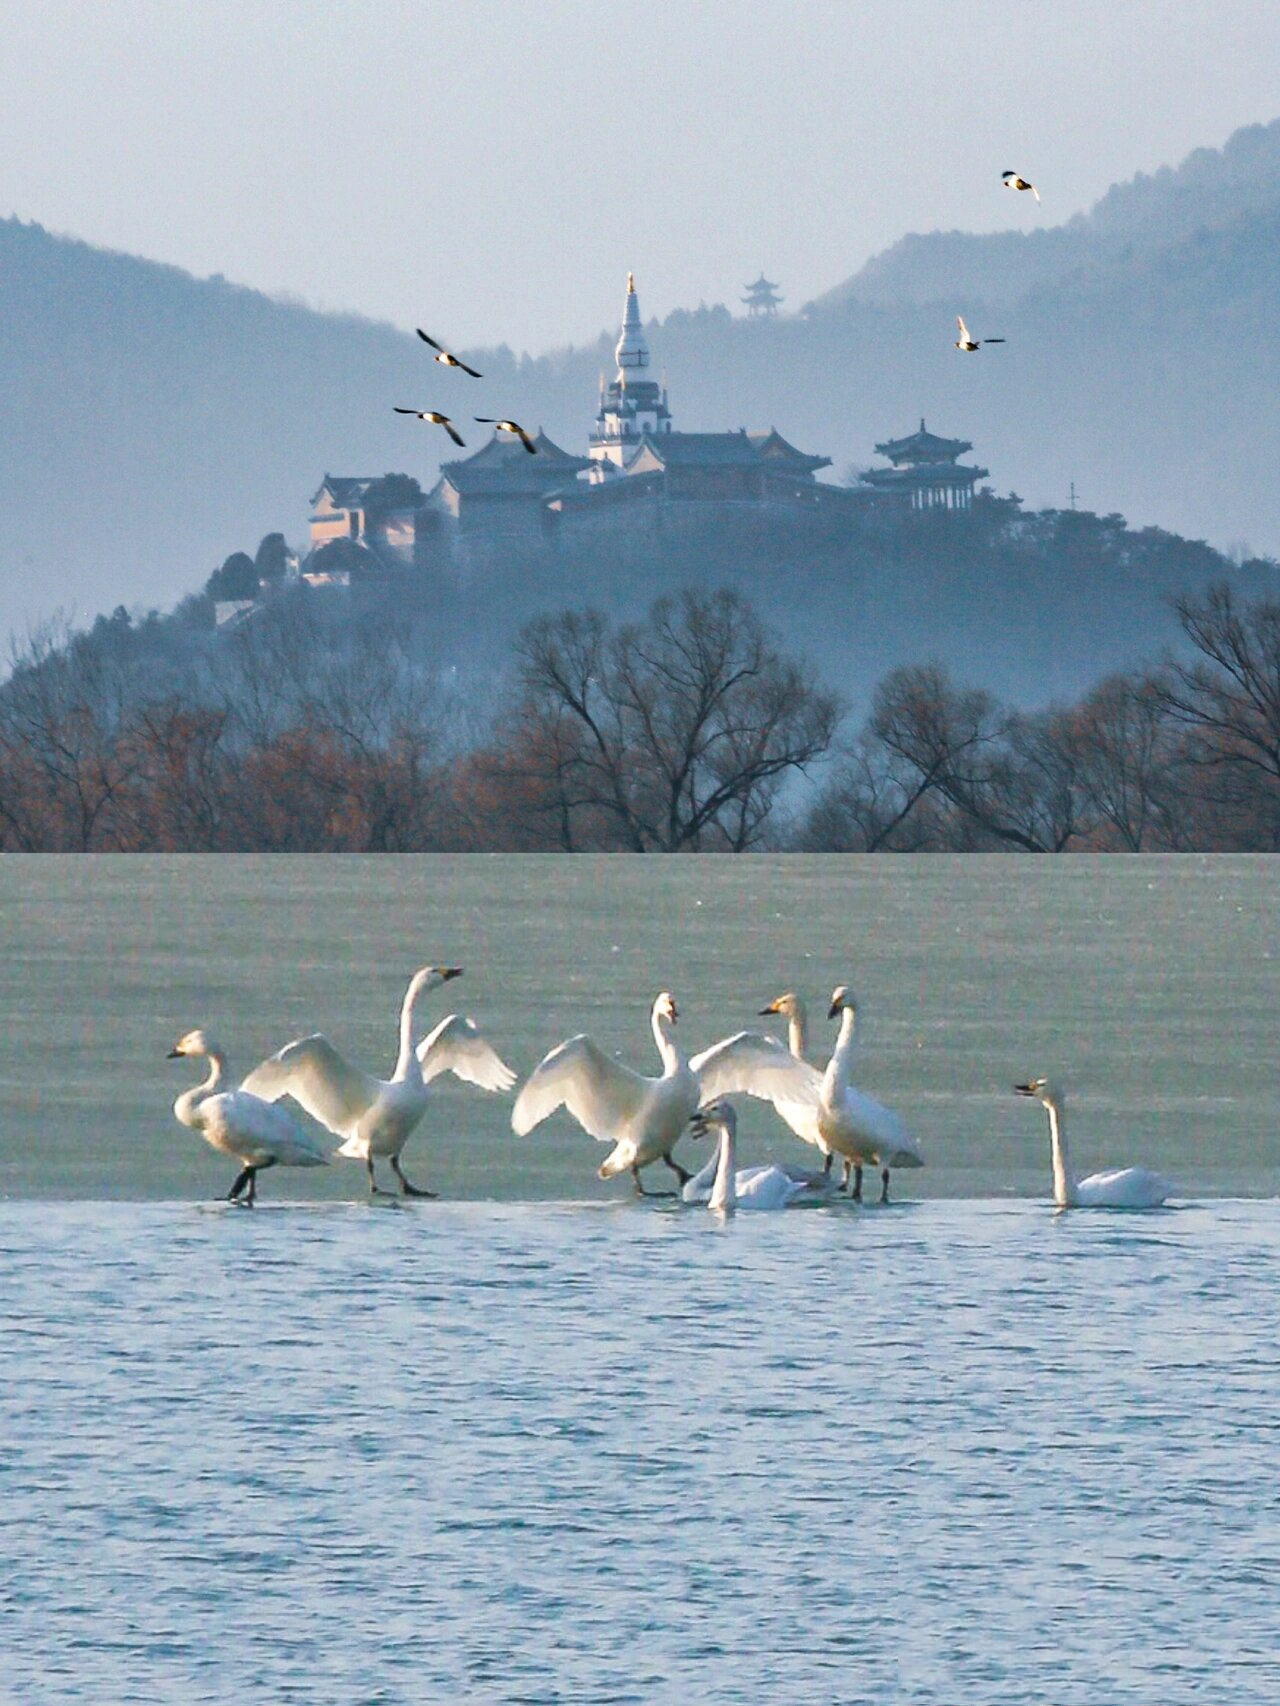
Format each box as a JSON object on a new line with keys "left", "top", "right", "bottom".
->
{"left": 956, "top": 314, "right": 971, "bottom": 343}
{"left": 442, "top": 419, "right": 466, "bottom": 446}
{"left": 241, "top": 1034, "right": 380, "bottom": 1137}
{"left": 417, "top": 1014, "right": 516, "bottom": 1093}
{"left": 416, "top": 329, "right": 443, "bottom": 352}
{"left": 690, "top": 1031, "right": 823, "bottom": 1107}
{"left": 512, "top": 1035, "right": 650, "bottom": 1141}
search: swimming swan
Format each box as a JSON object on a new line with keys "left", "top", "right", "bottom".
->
{"left": 1014, "top": 1079, "right": 1173, "bottom": 1209}
{"left": 168, "top": 1029, "right": 329, "bottom": 1204}
{"left": 691, "top": 988, "right": 921, "bottom": 1201}
{"left": 512, "top": 991, "right": 700, "bottom": 1193}
{"left": 242, "top": 967, "right": 514, "bottom": 1197}
{"left": 683, "top": 1099, "right": 832, "bottom": 1212}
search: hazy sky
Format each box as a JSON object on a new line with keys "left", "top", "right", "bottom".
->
{"left": 4, "top": 1, "right": 1280, "bottom": 351}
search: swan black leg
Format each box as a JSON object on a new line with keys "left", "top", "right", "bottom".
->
{"left": 227, "top": 1165, "right": 254, "bottom": 1203}
{"left": 852, "top": 1164, "right": 864, "bottom": 1203}
{"left": 392, "top": 1155, "right": 438, "bottom": 1199}
{"left": 823, "top": 1152, "right": 834, "bottom": 1180}
{"left": 880, "top": 1167, "right": 891, "bottom": 1205}
{"left": 663, "top": 1153, "right": 692, "bottom": 1187}
{"left": 632, "top": 1165, "right": 674, "bottom": 1198}
{"left": 365, "top": 1156, "right": 394, "bottom": 1197}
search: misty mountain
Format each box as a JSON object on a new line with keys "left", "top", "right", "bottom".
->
{"left": 4, "top": 118, "right": 1280, "bottom": 677}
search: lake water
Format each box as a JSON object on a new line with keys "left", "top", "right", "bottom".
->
{"left": 2, "top": 1198, "right": 1278, "bottom": 1704}
{"left": 1, "top": 855, "right": 1277, "bottom": 1701}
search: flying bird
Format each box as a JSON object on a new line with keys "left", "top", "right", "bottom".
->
{"left": 1002, "top": 170, "right": 1040, "bottom": 202}
{"left": 955, "top": 314, "right": 1006, "bottom": 352}
{"left": 416, "top": 330, "right": 481, "bottom": 377}
{"left": 393, "top": 407, "right": 466, "bottom": 447}
{"left": 475, "top": 418, "right": 538, "bottom": 454}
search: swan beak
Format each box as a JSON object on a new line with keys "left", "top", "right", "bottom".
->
{"left": 1013, "top": 1083, "right": 1037, "bottom": 1097}
{"left": 827, "top": 1002, "right": 840, "bottom": 1020}
{"left": 166, "top": 1046, "right": 183, "bottom": 1058}
{"left": 758, "top": 1003, "right": 778, "bottom": 1016}
{"left": 441, "top": 967, "right": 463, "bottom": 981}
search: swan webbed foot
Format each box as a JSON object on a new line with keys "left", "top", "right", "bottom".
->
{"left": 392, "top": 1157, "right": 438, "bottom": 1201}
{"left": 632, "top": 1166, "right": 675, "bottom": 1199}
{"left": 663, "top": 1153, "right": 692, "bottom": 1187}
{"left": 880, "top": 1168, "right": 890, "bottom": 1205}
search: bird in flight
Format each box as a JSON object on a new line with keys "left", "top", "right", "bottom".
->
{"left": 1002, "top": 170, "right": 1040, "bottom": 202}
{"left": 475, "top": 418, "right": 538, "bottom": 454}
{"left": 955, "top": 314, "right": 1005, "bottom": 352}
{"left": 416, "top": 329, "right": 482, "bottom": 377}
{"left": 393, "top": 407, "right": 466, "bottom": 446}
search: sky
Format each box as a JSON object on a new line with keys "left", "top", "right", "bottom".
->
{"left": 4, "top": 0, "right": 1280, "bottom": 354}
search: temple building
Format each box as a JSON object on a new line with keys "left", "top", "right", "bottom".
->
{"left": 741, "top": 274, "right": 783, "bottom": 317}
{"left": 427, "top": 430, "right": 588, "bottom": 537}
{"left": 301, "top": 280, "right": 998, "bottom": 574}
{"left": 587, "top": 272, "right": 672, "bottom": 472}
{"left": 858, "top": 421, "right": 988, "bottom": 511}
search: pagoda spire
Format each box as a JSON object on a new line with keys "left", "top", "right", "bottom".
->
{"left": 615, "top": 271, "right": 650, "bottom": 376}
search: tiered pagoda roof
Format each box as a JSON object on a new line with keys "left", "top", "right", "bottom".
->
{"left": 436, "top": 430, "right": 589, "bottom": 497}
{"left": 873, "top": 420, "right": 973, "bottom": 466}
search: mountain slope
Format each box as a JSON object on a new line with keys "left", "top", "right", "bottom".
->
{"left": 3, "top": 118, "right": 1280, "bottom": 658}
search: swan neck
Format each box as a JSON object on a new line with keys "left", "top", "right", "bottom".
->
{"left": 709, "top": 1121, "right": 737, "bottom": 1212}
{"left": 175, "top": 1052, "right": 225, "bottom": 1126}
{"left": 652, "top": 1006, "right": 681, "bottom": 1074}
{"left": 1046, "top": 1100, "right": 1078, "bottom": 1207}
{"left": 827, "top": 1005, "right": 858, "bottom": 1088}
{"left": 396, "top": 971, "right": 433, "bottom": 1081}
{"left": 787, "top": 1006, "right": 809, "bottom": 1061}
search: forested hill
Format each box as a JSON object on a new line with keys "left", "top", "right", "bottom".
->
{"left": 5, "top": 118, "right": 1280, "bottom": 650}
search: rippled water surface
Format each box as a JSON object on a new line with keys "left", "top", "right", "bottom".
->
{"left": 2, "top": 856, "right": 1278, "bottom": 1701}
{"left": 3, "top": 1199, "right": 1278, "bottom": 1704}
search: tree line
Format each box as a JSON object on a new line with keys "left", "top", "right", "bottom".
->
{"left": 0, "top": 581, "right": 1275, "bottom": 851}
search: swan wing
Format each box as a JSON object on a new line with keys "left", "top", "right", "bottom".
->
{"left": 957, "top": 314, "right": 971, "bottom": 342}
{"left": 1077, "top": 1166, "right": 1170, "bottom": 1208}
{"left": 836, "top": 1082, "right": 920, "bottom": 1165}
{"left": 240, "top": 1034, "right": 380, "bottom": 1136}
{"left": 511, "top": 1035, "right": 650, "bottom": 1141}
{"left": 416, "top": 1014, "right": 516, "bottom": 1093}
{"left": 735, "top": 1165, "right": 806, "bottom": 1210}
{"left": 690, "top": 1031, "right": 823, "bottom": 1108}
{"left": 206, "top": 1091, "right": 332, "bottom": 1167}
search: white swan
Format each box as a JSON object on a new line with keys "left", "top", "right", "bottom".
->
{"left": 241, "top": 966, "right": 514, "bottom": 1197}
{"left": 1014, "top": 1079, "right": 1173, "bottom": 1209}
{"left": 512, "top": 991, "right": 700, "bottom": 1194}
{"left": 682, "top": 1100, "right": 833, "bottom": 1212}
{"left": 692, "top": 987, "right": 922, "bottom": 1201}
{"left": 168, "top": 1029, "right": 329, "bottom": 1204}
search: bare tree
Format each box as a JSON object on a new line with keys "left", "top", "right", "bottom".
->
{"left": 1071, "top": 674, "right": 1185, "bottom": 850}
{"left": 511, "top": 590, "right": 841, "bottom": 851}
{"left": 0, "top": 620, "right": 140, "bottom": 849}
{"left": 1154, "top": 582, "right": 1280, "bottom": 845}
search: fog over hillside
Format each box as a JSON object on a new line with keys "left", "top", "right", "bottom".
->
{"left": 4, "top": 118, "right": 1280, "bottom": 655}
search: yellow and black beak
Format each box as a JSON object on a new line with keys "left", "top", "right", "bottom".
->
{"left": 166, "top": 1046, "right": 183, "bottom": 1059}
{"left": 1013, "top": 1082, "right": 1037, "bottom": 1097}
{"left": 441, "top": 967, "right": 463, "bottom": 981}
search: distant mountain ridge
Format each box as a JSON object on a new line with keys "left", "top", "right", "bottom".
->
{"left": 810, "top": 118, "right": 1280, "bottom": 309}
{"left": 3, "top": 117, "right": 1280, "bottom": 661}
